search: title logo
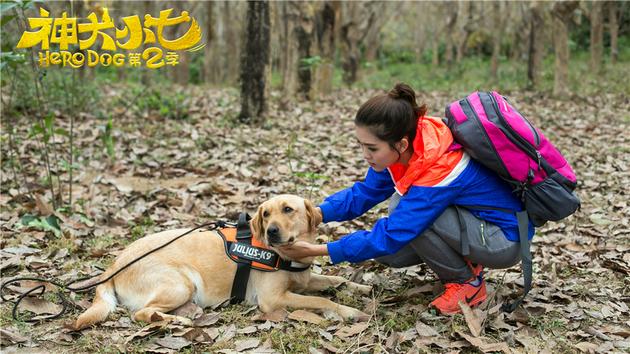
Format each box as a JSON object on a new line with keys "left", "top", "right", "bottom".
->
{"left": 16, "top": 7, "right": 204, "bottom": 69}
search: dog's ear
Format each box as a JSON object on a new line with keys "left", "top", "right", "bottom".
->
{"left": 251, "top": 206, "right": 265, "bottom": 240}
{"left": 304, "top": 199, "right": 322, "bottom": 232}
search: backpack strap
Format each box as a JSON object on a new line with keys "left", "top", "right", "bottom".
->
{"left": 230, "top": 212, "right": 252, "bottom": 304}
{"left": 502, "top": 211, "right": 532, "bottom": 312}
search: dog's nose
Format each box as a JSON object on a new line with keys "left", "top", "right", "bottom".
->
{"left": 266, "top": 225, "right": 279, "bottom": 238}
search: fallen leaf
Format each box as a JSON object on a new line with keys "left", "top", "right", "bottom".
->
{"left": 193, "top": 312, "right": 221, "bottom": 327}
{"left": 0, "top": 328, "right": 28, "bottom": 344}
{"left": 575, "top": 341, "right": 599, "bottom": 353}
{"left": 459, "top": 301, "right": 482, "bottom": 337}
{"left": 457, "top": 331, "right": 510, "bottom": 353}
{"left": 2, "top": 246, "right": 40, "bottom": 255}
{"left": 235, "top": 338, "right": 260, "bottom": 352}
{"left": 172, "top": 301, "right": 203, "bottom": 319}
{"left": 173, "top": 327, "right": 209, "bottom": 342}
{"left": 155, "top": 336, "right": 191, "bottom": 350}
{"left": 237, "top": 325, "right": 258, "bottom": 334}
{"left": 334, "top": 322, "right": 369, "bottom": 339}
{"left": 19, "top": 297, "right": 63, "bottom": 315}
{"left": 34, "top": 194, "right": 54, "bottom": 216}
{"left": 415, "top": 321, "right": 439, "bottom": 337}
{"left": 216, "top": 324, "right": 236, "bottom": 342}
{"left": 125, "top": 321, "right": 169, "bottom": 344}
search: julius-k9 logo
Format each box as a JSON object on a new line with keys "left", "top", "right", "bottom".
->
{"left": 231, "top": 243, "right": 275, "bottom": 263}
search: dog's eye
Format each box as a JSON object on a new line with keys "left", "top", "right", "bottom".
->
{"left": 283, "top": 206, "right": 293, "bottom": 213}
{"left": 263, "top": 211, "right": 270, "bottom": 218}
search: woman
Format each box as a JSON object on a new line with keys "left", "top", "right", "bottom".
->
{"left": 279, "top": 83, "right": 534, "bottom": 315}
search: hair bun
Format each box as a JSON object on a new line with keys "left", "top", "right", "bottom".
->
{"left": 388, "top": 83, "right": 427, "bottom": 117}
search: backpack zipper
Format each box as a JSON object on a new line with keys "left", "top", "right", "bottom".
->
{"left": 487, "top": 94, "right": 542, "bottom": 167}
{"left": 492, "top": 94, "right": 540, "bottom": 147}
{"left": 462, "top": 98, "right": 511, "bottom": 179}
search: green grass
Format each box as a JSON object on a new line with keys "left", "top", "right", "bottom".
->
{"left": 353, "top": 51, "right": 630, "bottom": 97}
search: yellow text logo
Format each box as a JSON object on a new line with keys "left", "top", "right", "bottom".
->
{"left": 16, "top": 7, "right": 203, "bottom": 69}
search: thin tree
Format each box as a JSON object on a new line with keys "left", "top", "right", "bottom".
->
{"left": 590, "top": 1, "right": 604, "bottom": 73}
{"left": 551, "top": 1, "right": 578, "bottom": 98}
{"left": 313, "top": 1, "right": 340, "bottom": 97}
{"left": 238, "top": 0, "right": 271, "bottom": 124}
{"left": 444, "top": 4, "right": 458, "bottom": 67}
{"left": 527, "top": 1, "right": 545, "bottom": 89}
{"left": 607, "top": 1, "right": 619, "bottom": 64}
{"left": 490, "top": 1, "right": 502, "bottom": 81}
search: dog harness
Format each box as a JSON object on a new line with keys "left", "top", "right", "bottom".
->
{"left": 215, "top": 213, "right": 310, "bottom": 304}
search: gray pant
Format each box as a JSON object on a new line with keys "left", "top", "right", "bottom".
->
{"left": 376, "top": 194, "right": 521, "bottom": 283}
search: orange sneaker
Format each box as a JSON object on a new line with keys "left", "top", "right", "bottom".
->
{"left": 430, "top": 276, "right": 487, "bottom": 315}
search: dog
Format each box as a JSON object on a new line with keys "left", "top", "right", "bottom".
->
{"left": 72, "top": 195, "right": 371, "bottom": 330}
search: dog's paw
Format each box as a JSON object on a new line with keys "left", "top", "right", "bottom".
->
{"left": 338, "top": 305, "right": 369, "bottom": 322}
{"left": 345, "top": 282, "right": 372, "bottom": 295}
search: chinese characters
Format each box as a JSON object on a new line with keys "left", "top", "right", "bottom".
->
{"left": 16, "top": 7, "right": 203, "bottom": 69}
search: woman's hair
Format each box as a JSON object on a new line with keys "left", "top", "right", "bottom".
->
{"left": 354, "top": 83, "right": 427, "bottom": 156}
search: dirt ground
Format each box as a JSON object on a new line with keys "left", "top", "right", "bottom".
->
{"left": 1, "top": 88, "right": 628, "bottom": 353}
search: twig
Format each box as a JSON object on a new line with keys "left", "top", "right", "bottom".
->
{"left": 5, "top": 65, "right": 33, "bottom": 199}
{"left": 15, "top": 7, "right": 59, "bottom": 208}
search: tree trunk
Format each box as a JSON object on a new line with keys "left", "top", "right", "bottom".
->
{"left": 73, "top": 0, "right": 88, "bottom": 81}
{"left": 490, "top": 1, "right": 501, "bottom": 80}
{"left": 224, "top": 1, "right": 240, "bottom": 84}
{"left": 431, "top": 34, "right": 440, "bottom": 66}
{"left": 527, "top": 1, "right": 545, "bottom": 88}
{"left": 295, "top": 2, "right": 315, "bottom": 100}
{"left": 509, "top": 3, "right": 531, "bottom": 62}
{"left": 608, "top": 1, "right": 618, "bottom": 64}
{"left": 313, "top": 1, "right": 340, "bottom": 98}
{"left": 363, "top": 2, "right": 391, "bottom": 62}
{"left": 590, "top": 1, "right": 603, "bottom": 73}
{"left": 174, "top": 1, "right": 190, "bottom": 85}
{"left": 142, "top": 0, "right": 152, "bottom": 85}
{"left": 444, "top": 4, "right": 458, "bottom": 67}
{"left": 339, "top": 2, "right": 362, "bottom": 85}
{"left": 238, "top": 0, "right": 271, "bottom": 124}
{"left": 201, "top": 1, "right": 215, "bottom": 83}
{"left": 280, "top": 2, "right": 298, "bottom": 105}
{"left": 339, "top": 2, "right": 390, "bottom": 85}
{"left": 552, "top": 1, "right": 578, "bottom": 98}
{"left": 456, "top": 1, "right": 473, "bottom": 63}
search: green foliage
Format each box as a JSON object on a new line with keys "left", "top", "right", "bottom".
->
{"left": 351, "top": 49, "right": 630, "bottom": 96}
{"left": 19, "top": 213, "right": 62, "bottom": 237}
{"left": 131, "top": 87, "right": 190, "bottom": 120}
{"left": 300, "top": 55, "right": 322, "bottom": 69}
{"left": 378, "top": 48, "right": 417, "bottom": 65}
{"left": 99, "top": 115, "right": 115, "bottom": 160}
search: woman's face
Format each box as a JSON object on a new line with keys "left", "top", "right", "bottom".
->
{"left": 355, "top": 125, "right": 405, "bottom": 172}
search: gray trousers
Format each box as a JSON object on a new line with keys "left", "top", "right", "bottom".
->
{"left": 376, "top": 194, "right": 521, "bottom": 283}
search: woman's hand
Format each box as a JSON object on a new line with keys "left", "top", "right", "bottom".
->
{"left": 278, "top": 241, "right": 328, "bottom": 259}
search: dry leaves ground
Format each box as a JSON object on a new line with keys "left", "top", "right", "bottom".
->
{"left": 1, "top": 87, "right": 629, "bottom": 353}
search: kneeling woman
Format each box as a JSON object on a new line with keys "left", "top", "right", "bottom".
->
{"left": 280, "top": 83, "right": 534, "bottom": 314}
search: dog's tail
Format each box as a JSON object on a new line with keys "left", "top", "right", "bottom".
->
{"left": 72, "top": 280, "right": 117, "bottom": 330}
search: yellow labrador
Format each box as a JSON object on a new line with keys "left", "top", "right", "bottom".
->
{"left": 72, "top": 195, "right": 370, "bottom": 330}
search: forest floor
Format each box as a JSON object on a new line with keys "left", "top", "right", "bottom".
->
{"left": 1, "top": 87, "right": 629, "bottom": 353}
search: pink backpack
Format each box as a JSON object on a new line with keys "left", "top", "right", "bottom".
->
{"left": 446, "top": 91, "right": 580, "bottom": 311}
{"left": 446, "top": 91, "right": 580, "bottom": 226}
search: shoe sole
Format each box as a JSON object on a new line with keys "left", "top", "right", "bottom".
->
{"left": 431, "top": 293, "right": 487, "bottom": 315}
